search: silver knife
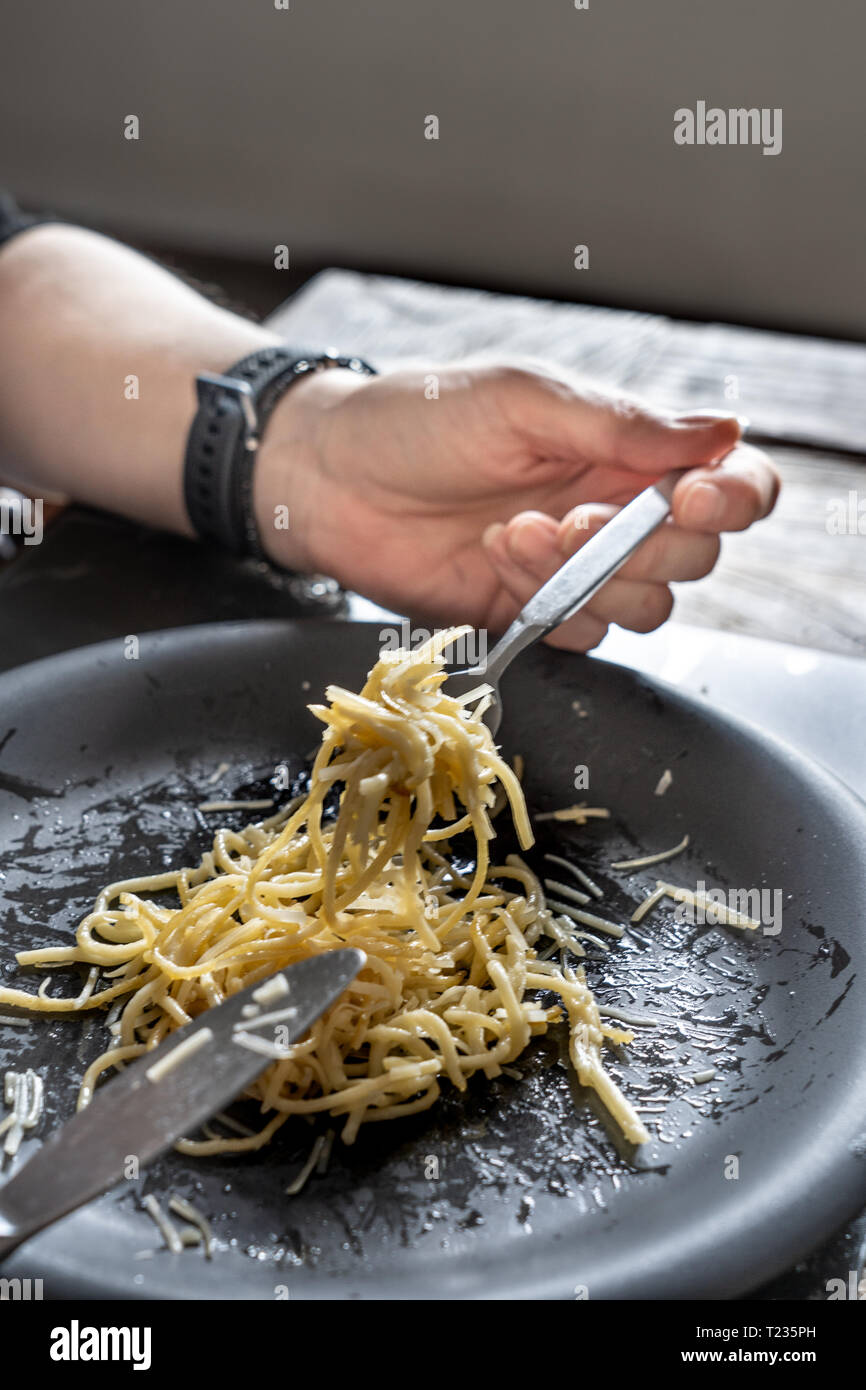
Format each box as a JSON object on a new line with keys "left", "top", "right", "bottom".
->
{"left": 0, "top": 947, "right": 364, "bottom": 1260}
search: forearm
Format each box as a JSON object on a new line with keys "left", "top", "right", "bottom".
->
{"left": 0, "top": 224, "right": 281, "bottom": 534}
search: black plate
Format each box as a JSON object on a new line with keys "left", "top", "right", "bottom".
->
{"left": 1, "top": 620, "right": 864, "bottom": 1300}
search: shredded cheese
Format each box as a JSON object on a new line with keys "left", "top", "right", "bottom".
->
{"left": 543, "top": 854, "right": 604, "bottom": 900}
{"left": 543, "top": 878, "right": 591, "bottom": 906}
{"left": 656, "top": 881, "right": 761, "bottom": 931}
{"left": 535, "top": 805, "right": 611, "bottom": 824}
{"left": 145, "top": 1028, "right": 213, "bottom": 1083}
{"left": 232, "top": 1031, "right": 291, "bottom": 1060}
{"left": 169, "top": 1195, "right": 215, "bottom": 1258}
{"left": 545, "top": 901, "right": 626, "bottom": 939}
{"left": 610, "top": 834, "right": 690, "bottom": 871}
{"left": 233, "top": 1005, "right": 298, "bottom": 1034}
{"left": 286, "top": 1133, "right": 328, "bottom": 1195}
{"left": 1, "top": 1069, "right": 44, "bottom": 1159}
{"left": 142, "top": 1194, "right": 183, "bottom": 1254}
{"left": 654, "top": 769, "right": 673, "bottom": 796}
{"left": 598, "top": 1005, "right": 659, "bottom": 1028}
{"left": 631, "top": 883, "right": 668, "bottom": 923}
{"left": 252, "top": 976, "right": 290, "bottom": 1007}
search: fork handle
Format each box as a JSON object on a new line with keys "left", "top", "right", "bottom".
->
{"left": 484, "top": 470, "right": 683, "bottom": 682}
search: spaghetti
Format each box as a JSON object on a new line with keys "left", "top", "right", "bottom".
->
{"left": 0, "top": 627, "right": 649, "bottom": 1148}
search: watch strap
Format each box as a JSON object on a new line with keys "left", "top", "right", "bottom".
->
{"left": 184, "top": 349, "right": 376, "bottom": 563}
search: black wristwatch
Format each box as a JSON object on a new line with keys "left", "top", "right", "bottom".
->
{"left": 183, "top": 348, "right": 377, "bottom": 564}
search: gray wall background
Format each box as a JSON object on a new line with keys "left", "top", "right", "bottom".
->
{"left": 1, "top": 0, "right": 862, "bottom": 336}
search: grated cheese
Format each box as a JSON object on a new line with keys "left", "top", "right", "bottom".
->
{"left": 543, "top": 878, "right": 591, "bottom": 907}
{"left": 543, "top": 854, "right": 604, "bottom": 900}
{"left": 252, "top": 975, "right": 290, "bottom": 1007}
{"left": 597, "top": 1005, "right": 659, "bottom": 1028}
{"left": 631, "top": 884, "right": 667, "bottom": 923}
{"left": 656, "top": 881, "right": 761, "bottom": 931}
{"left": 145, "top": 1027, "right": 213, "bottom": 1083}
{"left": 535, "top": 805, "right": 610, "bottom": 824}
{"left": 233, "top": 1004, "right": 299, "bottom": 1034}
{"left": 285, "top": 1133, "right": 328, "bottom": 1195}
{"left": 611, "top": 834, "right": 690, "bottom": 872}
{"left": 232, "top": 1030, "right": 291, "bottom": 1060}
{"left": 316, "top": 1128, "right": 335, "bottom": 1175}
{"left": 142, "top": 1194, "right": 183, "bottom": 1254}
{"left": 1, "top": 1068, "right": 44, "bottom": 1159}
{"left": 654, "top": 769, "right": 673, "bottom": 796}
{"left": 169, "top": 1195, "right": 215, "bottom": 1259}
{"left": 544, "top": 900, "right": 625, "bottom": 939}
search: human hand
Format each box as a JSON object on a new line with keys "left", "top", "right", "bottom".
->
{"left": 256, "top": 362, "right": 779, "bottom": 649}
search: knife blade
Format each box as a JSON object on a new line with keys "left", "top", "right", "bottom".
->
{"left": 0, "top": 947, "right": 364, "bottom": 1259}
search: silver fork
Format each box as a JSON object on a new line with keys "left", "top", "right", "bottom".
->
{"left": 448, "top": 470, "right": 683, "bottom": 735}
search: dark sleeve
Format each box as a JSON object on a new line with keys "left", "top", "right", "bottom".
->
{"left": 0, "top": 192, "right": 57, "bottom": 251}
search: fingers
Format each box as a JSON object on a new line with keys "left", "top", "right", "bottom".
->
{"left": 544, "top": 611, "right": 611, "bottom": 653}
{"left": 490, "top": 504, "right": 720, "bottom": 586}
{"left": 482, "top": 513, "right": 674, "bottom": 650}
{"left": 481, "top": 516, "right": 608, "bottom": 650}
{"left": 477, "top": 429, "right": 779, "bottom": 649}
{"left": 555, "top": 505, "right": 721, "bottom": 582}
{"left": 582, "top": 577, "right": 674, "bottom": 632}
{"left": 486, "top": 510, "right": 559, "bottom": 573}
{"left": 672, "top": 441, "right": 781, "bottom": 532}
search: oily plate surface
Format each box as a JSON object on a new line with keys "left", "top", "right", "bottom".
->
{"left": 0, "top": 620, "right": 863, "bottom": 1299}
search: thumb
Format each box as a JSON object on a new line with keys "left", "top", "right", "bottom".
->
{"left": 520, "top": 374, "right": 743, "bottom": 475}
{"left": 582, "top": 401, "right": 743, "bottom": 475}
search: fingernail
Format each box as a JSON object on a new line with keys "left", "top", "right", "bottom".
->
{"left": 507, "top": 519, "right": 553, "bottom": 571}
{"left": 557, "top": 511, "right": 592, "bottom": 552}
{"left": 482, "top": 522, "right": 505, "bottom": 549}
{"left": 674, "top": 410, "right": 739, "bottom": 426}
{"left": 682, "top": 481, "right": 725, "bottom": 528}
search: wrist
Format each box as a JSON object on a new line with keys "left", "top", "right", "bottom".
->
{"left": 252, "top": 367, "right": 370, "bottom": 571}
